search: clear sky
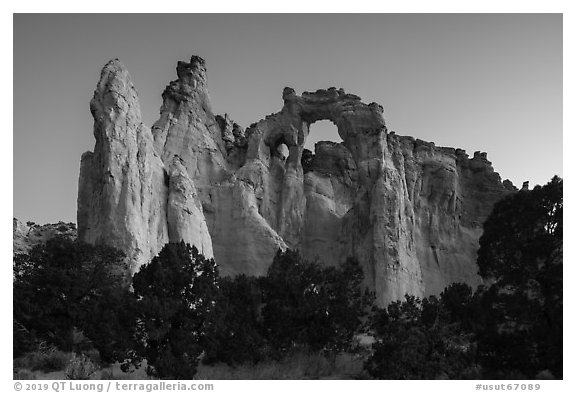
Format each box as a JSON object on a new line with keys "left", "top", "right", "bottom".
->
{"left": 13, "top": 14, "right": 562, "bottom": 224}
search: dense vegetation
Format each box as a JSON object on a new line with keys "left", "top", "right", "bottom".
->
{"left": 13, "top": 237, "right": 130, "bottom": 359}
{"left": 13, "top": 176, "right": 562, "bottom": 379}
{"left": 365, "top": 176, "right": 563, "bottom": 379}
{"left": 14, "top": 242, "right": 372, "bottom": 379}
{"left": 475, "top": 175, "right": 563, "bottom": 378}
{"left": 203, "top": 250, "right": 372, "bottom": 366}
{"left": 130, "top": 241, "right": 220, "bottom": 378}
{"left": 364, "top": 285, "right": 477, "bottom": 379}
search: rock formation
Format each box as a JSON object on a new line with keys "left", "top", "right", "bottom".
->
{"left": 77, "top": 56, "right": 514, "bottom": 305}
{"left": 77, "top": 59, "right": 212, "bottom": 272}
{"left": 13, "top": 218, "right": 77, "bottom": 254}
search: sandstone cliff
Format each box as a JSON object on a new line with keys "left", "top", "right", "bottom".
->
{"left": 77, "top": 59, "right": 213, "bottom": 272}
{"left": 77, "top": 56, "right": 514, "bottom": 305}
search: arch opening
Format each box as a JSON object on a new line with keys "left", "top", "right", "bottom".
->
{"left": 272, "top": 142, "right": 289, "bottom": 161}
{"left": 304, "top": 120, "right": 343, "bottom": 153}
{"left": 268, "top": 133, "right": 291, "bottom": 162}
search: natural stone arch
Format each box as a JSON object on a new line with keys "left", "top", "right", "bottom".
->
{"left": 77, "top": 56, "right": 514, "bottom": 309}
{"left": 280, "top": 87, "right": 386, "bottom": 159}
{"left": 304, "top": 119, "right": 342, "bottom": 153}
{"left": 251, "top": 86, "right": 389, "bottom": 189}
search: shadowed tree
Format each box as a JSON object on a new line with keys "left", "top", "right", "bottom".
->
{"left": 476, "top": 176, "right": 563, "bottom": 378}
{"left": 262, "top": 249, "right": 373, "bottom": 354}
{"left": 130, "top": 241, "right": 219, "bottom": 379}
{"left": 365, "top": 293, "right": 478, "bottom": 380}
{"left": 202, "top": 275, "right": 267, "bottom": 366}
{"left": 13, "top": 236, "right": 130, "bottom": 358}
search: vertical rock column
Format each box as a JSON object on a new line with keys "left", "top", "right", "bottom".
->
{"left": 166, "top": 156, "right": 214, "bottom": 258}
{"left": 77, "top": 59, "right": 169, "bottom": 272}
{"left": 152, "top": 56, "right": 229, "bottom": 188}
{"left": 337, "top": 102, "right": 424, "bottom": 304}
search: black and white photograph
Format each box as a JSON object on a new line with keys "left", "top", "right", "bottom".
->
{"left": 9, "top": 8, "right": 567, "bottom": 386}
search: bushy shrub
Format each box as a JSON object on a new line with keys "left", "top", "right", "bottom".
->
{"left": 203, "top": 249, "right": 373, "bottom": 366}
{"left": 65, "top": 353, "right": 98, "bottom": 380}
{"left": 202, "top": 275, "right": 267, "bottom": 365}
{"left": 365, "top": 293, "right": 477, "bottom": 379}
{"left": 262, "top": 250, "right": 373, "bottom": 354}
{"left": 130, "top": 241, "right": 220, "bottom": 379}
{"left": 13, "top": 236, "right": 130, "bottom": 357}
{"left": 15, "top": 344, "right": 72, "bottom": 372}
{"left": 476, "top": 176, "right": 563, "bottom": 378}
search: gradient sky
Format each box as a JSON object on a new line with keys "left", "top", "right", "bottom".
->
{"left": 13, "top": 14, "right": 562, "bottom": 224}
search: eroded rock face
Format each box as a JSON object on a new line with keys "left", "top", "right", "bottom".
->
{"left": 77, "top": 59, "right": 169, "bottom": 271}
{"left": 257, "top": 88, "right": 512, "bottom": 303}
{"left": 166, "top": 156, "right": 214, "bottom": 259}
{"left": 152, "top": 56, "right": 229, "bottom": 187}
{"left": 77, "top": 56, "right": 513, "bottom": 304}
{"left": 149, "top": 56, "right": 288, "bottom": 275}
{"left": 77, "top": 59, "right": 212, "bottom": 272}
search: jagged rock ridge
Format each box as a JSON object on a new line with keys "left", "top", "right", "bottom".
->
{"left": 13, "top": 218, "right": 77, "bottom": 254}
{"left": 77, "top": 56, "right": 514, "bottom": 305}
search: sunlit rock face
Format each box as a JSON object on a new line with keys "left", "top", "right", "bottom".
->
{"left": 77, "top": 56, "right": 513, "bottom": 304}
{"left": 150, "top": 56, "right": 287, "bottom": 276}
{"left": 245, "top": 87, "right": 512, "bottom": 303}
{"left": 77, "top": 59, "right": 212, "bottom": 272}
